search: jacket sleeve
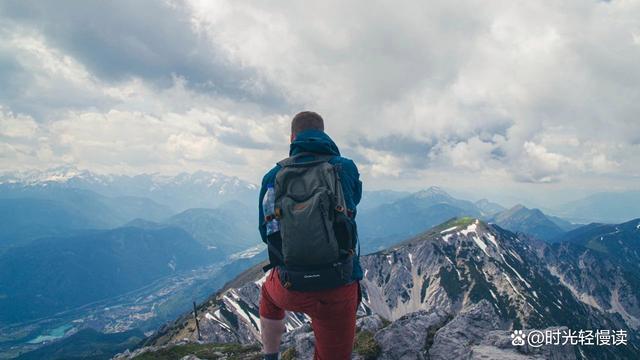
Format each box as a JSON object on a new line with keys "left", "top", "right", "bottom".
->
{"left": 341, "top": 159, "right": 362, "bottom": 216}
{"left": 258, "top": 178, "right": 268, "bottom": 243}
{"left": 351, "top": 161, "right": 362, "bottom": 206}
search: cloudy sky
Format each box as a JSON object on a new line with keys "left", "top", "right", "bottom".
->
{"left": 0, "top": 0, "right": 639, "bottom": 206}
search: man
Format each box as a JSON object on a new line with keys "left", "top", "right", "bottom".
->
{"left": 258, "top": 111, "right": 363, "bottom": 360}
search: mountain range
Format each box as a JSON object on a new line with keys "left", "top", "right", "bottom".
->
{"left": 127, "top": 201, "right": 260, "bottom": 255}
{"left": 357, "top": 186, "right": 576, "bottom": 251}
{"left": 488, "top": 204, "right": 579, "bottom": 242}
{"left": 553, "top": 191, "right": 640, "bottom": 224}
{"left": 0, "top": 168, "right": 266, "bottom": 359}
{"left": 2, "top": 167, "right": 639, "bottom": 359}
{"left": 0, "top": 188, "right": 173, "bottom": 249}
{"left": 542, "top": 219, "right": 640, "bottom": 330}
{"left": 126, "top": 217, "right": 640, "bottom": 359}
{"left": 0, "top": 166, "right": 258, "bottom": 213}
{"left": 0, "top": 225, "right": 216, "bottom": 324}
{"left": 357, "top": 187, "right": 484, "bottom": 252}
{"left": 3, "top": 166, "right": 638, "bottom": 225}
{"left": 1, "top": 176, "right": 585, "bottom": 356}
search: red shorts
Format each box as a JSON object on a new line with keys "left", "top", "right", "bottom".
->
{"left": 259, "top": 268, "right": 359, "bottom": 360}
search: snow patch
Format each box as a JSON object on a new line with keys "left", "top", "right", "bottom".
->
{"left": 472, "top": 235, "right": 489, "bottom": 256}
{"left": 440, "top": 226, "right": 458, "bottom": 234}
{"left": 206, "top": 311, "right": 232, "bottom": 332}
{"left": 500, "top": 253, "right": 531, "bottom": 288}
{"left": 504, "top": 274, "right": 523, "bottom": 298}
{"left": 489, "top": 289, "right": 498, "bottom": 301}
{"left": 484, "top": 233, "right": 499, "bottom": 248}
{"left": 284, "top": 313, "right": 308, "bottom": 332}
{"left": 223, "top": 295, "right": 260, "bottom": 332}
{"left": 508, "top": 249, "right": 523, "bottom": 263}
{"left": 460, "top": 222, "right": 477, "bottom": 237}
{"left": 459, "top": 222, "right": 489, "bottom": 256}
{"left": 254, "top": 273, "right": 268, "bottom": 287}
{"left": 529, "top": 303, "right": 544, "bottom": 317}
{"left": 248, "top": 312, "right": 261, "bottom": 332}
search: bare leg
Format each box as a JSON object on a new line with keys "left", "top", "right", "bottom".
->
{"left": 260, "top": 316, "right": 285, "bottom": 354}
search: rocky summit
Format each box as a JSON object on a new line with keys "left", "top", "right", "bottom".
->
{"left": 118, "top": 217, "right": 640, "bottom": 359}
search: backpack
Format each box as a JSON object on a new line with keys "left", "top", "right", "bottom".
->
{"left": 264, "top": 152, "right": 357, "bottom": 291}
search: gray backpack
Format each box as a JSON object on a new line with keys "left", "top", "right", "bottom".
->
{"left": 268, "top": 152, "right": 356, "bottom": 291}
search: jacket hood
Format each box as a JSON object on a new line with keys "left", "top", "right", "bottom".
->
{"left": 289, "top": 129, "right": 341, "bottom": 157}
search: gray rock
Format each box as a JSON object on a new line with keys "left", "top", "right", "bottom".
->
{"left": 470, "top": 345, "right": 540, "bottom": 360}
{"left": 375, "top": 309, "right": 450, "bottom": 360}
{"left": 478, "top": 327, "right": 576, "bottom": 360}
{"left": 356, "top": 314, "right": 385, "bottom": 333}
{"left": 428, "top": 300, "right": 500, "bottom": 360}
{"left": 180, "top": 355, "right": 203, "bottom": 360}
{"left": 427, "top": 303, "right": 577, "bottom": 360}
{"left": 281, "top": 324, "right": 316, "bottom": 359}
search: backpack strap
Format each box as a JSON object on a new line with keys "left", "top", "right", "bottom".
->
{"left": 262, "top": 236, "right": 285, "bottom": 272}
{"left": 277, "top": 152, "right": 335, "bottom": 168}
{"left": 332, "top": 162, "right": 348, "bottom": 215}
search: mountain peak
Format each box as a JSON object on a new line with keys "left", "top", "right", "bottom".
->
{"left": 474, "top": 199, "right": 507, "bottom": 216}
{"left": 437, "top": 218, "right": 496, "bottom": 241}
{"left": 399, "top": 217, "right": 496, "bottom": 251}
{"left": 137, "top": 215, "right": 639, "bottom": 360}
{"left": 1, "top": 165, "right": 89, "bottom": 184}
{"left": 504, "top": 204, "right": 547, "bottom": 219}
{"left": 414, "top": 186, "right": 451, "bottom": 199}
{"left": 438, "top": 216, "right": 480, "bottom": 229}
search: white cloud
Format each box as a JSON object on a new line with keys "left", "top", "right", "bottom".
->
{"left": 0, "top": 108, "right": 38, "bottom": 138}
{"left": 0, "top": 0, "right": 639, "bottom": 200}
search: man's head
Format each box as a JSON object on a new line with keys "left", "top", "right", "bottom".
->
{"left": 291, "top": 111, "right": 324, "bottom": 142}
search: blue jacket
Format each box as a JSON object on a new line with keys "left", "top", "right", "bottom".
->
{"left": 258, "top": 129, "right": 363, "bottom": 280}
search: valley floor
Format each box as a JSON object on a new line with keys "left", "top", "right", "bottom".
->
{"left": 0, "top": 261, "right": 233, "bottom": 359}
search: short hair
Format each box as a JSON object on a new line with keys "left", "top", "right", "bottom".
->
{"left": 291, "top": 111, "right": 324, "bottom": 135}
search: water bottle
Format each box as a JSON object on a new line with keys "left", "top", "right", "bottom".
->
{"left": 263, "top": 185, "right": 279, "bottom": 235}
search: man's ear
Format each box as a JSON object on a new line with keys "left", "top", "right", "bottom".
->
{"left": 290, "top": 133, "right": 295, "bottom": 143}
